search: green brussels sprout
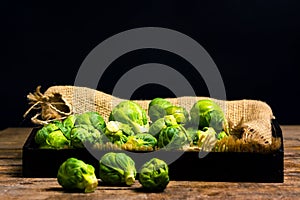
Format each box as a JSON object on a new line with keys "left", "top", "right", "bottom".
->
{"left": 133, "top": 133, "right": 157, "bottom": 148}
{"left": 197, "top": 127, "right": 218, "bottom": 149}
{"left": 185, "top": 127, "right": 218, "bottom": 149}
{"left": 190, "top": 99, "right": 227, "bottom": 132}
{"left": 57, "top": 157, "right": 98, "bottom": 193}
{"left": 139, "top": 158, "right": 169, "bottom": 192}
{"left": 70, "top": 125, "right": 102, "bottom": 148}
{"left": 99, "top": 152, "right": 137, "bottom": 186}
{"left": 163, "top": 115, "right": 178, "bottom": 127}
{"left": 148, "top": 115, "right": 178, "bottom": 138}
{"left": 63, "top": 115, "right": 77, "bottom": 129}
{"left": 104, "top": 121, "right": 135, "bottom": 146}
{"left": 165, "top": 106, "right": 189, "bottom": 125}
{"left": 123, "top": 133, "right": 157, "bottom": 150}
{"left": 186, "top": 127, "right": 200, "bottom": 145}
{"left": 148, "top": 98, "right": 173, "bottom": 122}
{"left": 217, "top": 131, "right": 228, "bottom": 140}
{"left": 35, "top": 123, "right": 60, "bottom": 145}
{"left": 46, "top": 130, "right": 70, "bottom": 149}
{"left": 148, "top": 118, "right": 166, "bottom": 137}
{"left": 62, "top": 115, "right": 77, "bottom": 139}
{"left": 109, "top": 100, "right": 149, "bottom": 134}
{"left": 88, "top": 112, "right": 106, "bottom": 132}
{"left": 157, "top": 125, "right": 189, "bottom": 150}
{"left": 35, "top": 121, "right": 71, "bottom": 149}
{"left": 105, "top": 121, "right": 135, "bottom": 137}
{"left": 75, "top": 112, "right": 106, "bottom": 133}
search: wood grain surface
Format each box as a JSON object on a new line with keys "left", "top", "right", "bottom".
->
{"left": 0, "top": 126, "right": 299, "bottom": 200}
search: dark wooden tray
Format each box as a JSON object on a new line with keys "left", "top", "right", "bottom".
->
{"left": 22, "top": 119, "right": 283, "bottom": 182}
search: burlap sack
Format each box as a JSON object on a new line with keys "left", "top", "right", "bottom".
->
{"left": 24, "top": 85, "right": 275, "bottom": 146}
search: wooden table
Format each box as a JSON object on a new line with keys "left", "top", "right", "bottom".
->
{"left": 0, "top": 126, "right": 299, "bottom": 200}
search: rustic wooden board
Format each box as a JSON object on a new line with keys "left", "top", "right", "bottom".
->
{"left": 0, "top": 126, "right": 299, "bottom": 199}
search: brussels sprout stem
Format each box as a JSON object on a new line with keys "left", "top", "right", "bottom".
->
{"left": 82, "top": 174, "right": 98, "bottom": 193}
{"left": 125, "top": 173, "right": 135, "bottom": 186}
{"left": 84, "top": 181, "right": 98, "bottom": 193}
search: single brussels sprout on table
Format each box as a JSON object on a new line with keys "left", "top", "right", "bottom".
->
{"left": 148, "top": 98, "right": 173, "bottom": 123}
{"left": 109, "top": 100, "right": 149, "bottom": 134}
{"left": 139, "top": 158, "right": 169, "bottom": 192}
{"left": 57, "top": 157, "right": 98, "bottom": 193}
{"left": 99, "top": 152, "right": 137, "bottom": 186}
{"left": 189, "top": 99, "right": 228, "bottom": 133}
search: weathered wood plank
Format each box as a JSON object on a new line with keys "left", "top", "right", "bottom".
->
{"left": 0, "top": 128, "right": 32, "bottom": 149}
{"left": 0, "top": 159, "right": 21, "bottom": 166}
{"left": 0, "top": 179, "right": 299, "bottom": 200}
{"left": 0, "top": 149, "right": 22, "bottom": 159}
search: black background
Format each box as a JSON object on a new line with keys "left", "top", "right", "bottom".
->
{"left": 1, "top": 1, "right": 300, "bottom": 130}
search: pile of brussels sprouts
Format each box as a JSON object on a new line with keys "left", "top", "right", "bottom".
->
{"left": 35, "top": 97, "right": 229, "bottom": 193}
{"left": 57, "top": 153, "right": 169, "bottom": 193}
{"left": 35, "top": 98, "right": 229, "bottom": 151}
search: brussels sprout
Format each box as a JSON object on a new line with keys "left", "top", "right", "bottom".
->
{"left": 148, "top": 118, "right": 166, "bottom": 137}
{"left": 104, "top": 121, "right": 135, "bottom": 146}
{"left": 75, "top": 112, "right": 106, "bottom": 133}
{"left": 165, "top": 106, "right": 189, "bottom": 125}
{"left": 109, "top": 100, "right": 149, "bottom": 134}
{"left": 190, "top": 99, "right": 227, "bottom": 132}
{"left": 57, "top": 157, "right": 98, "bottom": 193}
{"left": 197, "top": 127, "right": 218, "bottom": 150}
{"left": 122, "top": 133, "right": 157, "bottom": 150}
{"left": 186, "top": 127, "right": 200, "bottom": 145}
{"left": 139, "top": 158, "right": 169, "bottom": 192}
{"left": 148, "top": 115, "right": 177, "bottom": 138}
{"left": 217, "top": 131, "right": 228, "bottom": 140}
{"left": 99, "top": 152, "right": 137, "bottom": 186}
{"left": 35, "top": 123, "right": 60, "bottom": 145}
{"left": 35, "top": 121, "right": 70, "bottom": 149}
{"left": 88, "top": 112, "right": 106, "bottom": 132}
{"left": 46, "top": 130, "right": 70, "bottom": 149}
{"left": 163, "top": 115, "right": 178, "bottom": 127}
{"left": 63, "top": 115, "right": 77, "bottom": 129}
{"left": 35, "top": 112, "right": 106, "bottom": 149}
{"left": 133, "top": 133, "right": 157, "bottom": 148}
{"left": 105, "top": 121, "right": 135, "bottom": 137}
{"left": 157, "top": 125, "right": 189, "bottom": 150}
{"left": 70, "top": 125, "right": 102, "bottom": 148}
{"left": 185, "top": 127, "right": 218, "bottom": 149}
{"left": 148, "top": 98, "right": 173, "bottom": 123}
{"left": 62, "top": 115, "right": 77, "bottom": 139}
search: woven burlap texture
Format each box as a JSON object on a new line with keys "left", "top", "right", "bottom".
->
{"left": 30, "top": 85, "right": 274, "bottom": 145}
